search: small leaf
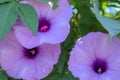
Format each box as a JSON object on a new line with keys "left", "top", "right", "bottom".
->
{"left": 18, "top": 3, "right": 38, "bottom": 35}
{"left": 91, "top": 0, "right": 120, "bottom": 38}
{"left": 0, "top": 2, "right": 18, "bottom": 40}
{"left": 52, "top": 0, "right": 58, "bottom": 9}
{"left": 115, "top": 11, "right": 120, "bottom": 20}
{"left": 0, "top": 70, "right": 8, "bottom": 80}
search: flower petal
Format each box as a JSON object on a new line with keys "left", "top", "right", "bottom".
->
{"left": 0, "top": 30, "right": 61, "bottom": 80}
{"left": 14, "top": 0, "right": 72, "bottom": 48}
{"left": 53, "top": 0, "right": 73, "bottom": 22}
{"left": 0, "top": 30, "right": 23, "bottom": 69}
{"left": 14, "top": 21, "right": 69, "bottom": 48}
{"left": 34, "top": 43, "right": 61, "bottom": 79}
{"left": 68, "top": 32, "right": 120, "bottom": 80}
{"left": 39, "top": 23, "right": 70, "bottom": 44}
{"left": 14, "top": 23, "right": 41, "bottom": 49}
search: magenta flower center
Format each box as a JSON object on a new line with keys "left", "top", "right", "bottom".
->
{"left": 92, "top": 58, "right": 107, "bottom": 74}
{"left": 38, "top": 18, "right": 51, "bottom": 32}
{"left": 24, "top": 47, "right": 39, "bottom": 59}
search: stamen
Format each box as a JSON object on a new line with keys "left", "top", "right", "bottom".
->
{"left": 97, "top": 68, "right": 102, "bottom": 73}
{"left": 24, "top": 47, "right": 39, "bottom": 59}
{"left": 38, "top": 18, "right": 50, "bottom": 32}
{"left": 92, "top": 58, "right": 107, "bottom": 74}
{"left": 39, "top": 25, "right": 49, "bottom": 32}
{"left": 29, "top": 50, "right": 36, "bottom": 56}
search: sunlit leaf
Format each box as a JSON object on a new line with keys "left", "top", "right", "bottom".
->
{"left": 91, "top": 0, "right": 120, "bottom": 38}
{"left": 115, "top": 11, "right": 120, "bottom": 20}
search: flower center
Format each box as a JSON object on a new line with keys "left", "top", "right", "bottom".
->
{"left": 29, "top": 49, "right": 36, "bottom": 56}
{"left": 38, "top": 18, "right": 50, "bottom": 32}
{"left": 24, "top": 47, "right": 39, "bottom": 59}
{"left": 92, "top": 58, "right": 107, "bottom": 74}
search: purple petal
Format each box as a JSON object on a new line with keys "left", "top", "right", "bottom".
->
{"left": 14, "top": 0, "right": 72, "bottom": 48}
{"left": 0, "top": 30, "right": 61, "bottom": 80}
{"left": 53, "top": 0, "right": 73, "bottom": 22}
{"left": 68, "top": 32, "right": 120, "bottom": 80}
{"left": 14, "top": 20, "right": 70, "bottom": 48}
{"left": 38, "top": 23, "right": 70, "bottom": 44}
{"left": 14, "top": 23, "right": 41, "bottom": 49}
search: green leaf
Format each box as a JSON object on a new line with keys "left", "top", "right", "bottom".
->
{"left": 56, "top": 49, "right": 68, "bottom": 73}
{"left": 0, "top": 0, "right": 9, "bottom": 3}
{"left": 52, "top": 0, "right": 58, "bottom": 9}
{"left": 18, "top": 3, "right": 38, "bottom": 35}
{"left": 115, "top": 11, "right": 120, "bottom": 20}
{"left": 42, "top": 70, "right": 79, "bottom": 80}
{"left": 0, "top": 2, "right": 18, "bottom": 40}
{"left": 0, "top": 70, "right": 8, "bottom": 80}
{"left": 91, "top": 0, "right": 120, "bottom": 38}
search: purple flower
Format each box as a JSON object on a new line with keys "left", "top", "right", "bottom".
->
{"left": 68, "top": 32, "right": 120, "bottom": 80}
{"left": 0, "top": 30, "right": 61, "bottom": 80}
{"left": 14, "top": 0, "right": 72, "bottom": 48}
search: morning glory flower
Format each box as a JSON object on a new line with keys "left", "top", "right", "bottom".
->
{"left": 68, "top": 32, "right": 120, "bottom": 80}
{"left": 0, "top": 30, "right": 61, "bottom": 80}
{"left": 14, "top": 0, "right": 72, "bottom": 48}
